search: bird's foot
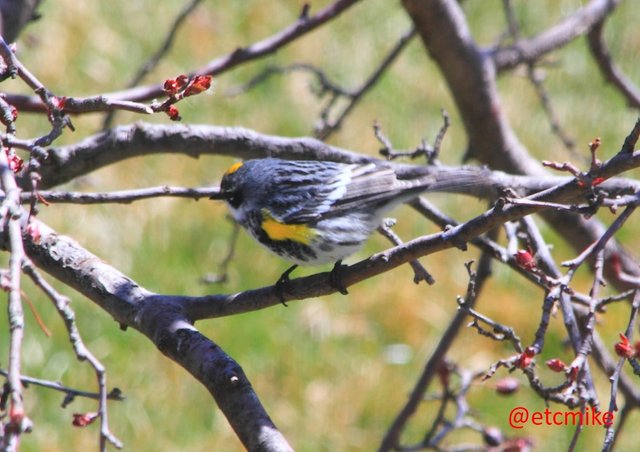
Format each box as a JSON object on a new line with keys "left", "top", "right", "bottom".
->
{"left": 329, "top": 260, "right": 349, "bottom": 295}
{"left": 275, "top": 264, "right": 298, "bottom": 306}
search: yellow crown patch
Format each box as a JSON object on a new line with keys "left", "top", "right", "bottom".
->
{"left": 225, "top": 161, "right": 244, "bottom": 176}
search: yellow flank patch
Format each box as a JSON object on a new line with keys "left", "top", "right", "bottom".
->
{"left": 225, "top": 161, "right": 244, "bottom": 175}
{"left": 261, "top": 211, "right": 315, "bottom": 245}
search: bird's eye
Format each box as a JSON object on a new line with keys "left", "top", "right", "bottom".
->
{"left": 227, "top": 191, "right": 243, "bottom": 208}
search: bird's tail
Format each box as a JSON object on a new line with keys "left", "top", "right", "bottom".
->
{"left": 396, "top": 164, "right": 496, "bottom": 198}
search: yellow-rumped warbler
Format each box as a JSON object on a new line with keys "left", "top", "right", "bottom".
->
{"left": 212, "top": 158, "right": 483, "bottom": 295}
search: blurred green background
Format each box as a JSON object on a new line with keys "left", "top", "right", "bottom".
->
{"left": 1, "top": 0, "right": 640, "bottom": 450}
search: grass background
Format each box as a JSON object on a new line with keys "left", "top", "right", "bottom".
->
{"left": 1, "top": 0, "right": 640, "bottom": 450}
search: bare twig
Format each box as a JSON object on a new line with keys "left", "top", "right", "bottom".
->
{"left": 430, "top": 109, "right": 450, "bottom": 164}
{"left": 620, "top": 117, "right": 640, "bottom": 155}
{"left": 602, "top": 291, "right": 640, "bottom": 451}
{"left": 588, "top": 20, "right": 640, "bottom": 109}
{"left": 562, "top": 203, "right": 638, "bottom": 269}
{"left": 22, "top": 260, "right": 123, "bottom": 450}
{"left": 500, "top": 0, "right": 576, "bottom": 152}
{"left": 102, "top": 0, "right": 205, "bottom": 129}
{"left": 0, "top": 35, "right": 74, "bottom": 147}
{"left": 377, "top": 110, "right": 450, "bottom": 163}
{"left": 227, "top": 25, "right": 416, "bottom": 140}
{"left": 224, "top": 63, "right": 351, "bottom": 98}
{"left": 130, "top": 0, "right": 204, "bottom": 89}
{"left": 201, "top": 219, "right": 240, "bottom": 285}
{"left": 0, "top": 369, "right": 124, "bottom": 405}
{"left": 19, "top": 186, "right": 218, "bottom": 205}
{"left": 492, "top": 0, "right": 621, "bottom": 71}
{"left": 527, "top": 66, "right": 577, "bottom": 152}
{"left": 378, "top": 261, "right": 487, "bottom": 451}
{"left": 378, "top": 218, "right": 434, "bottom": 284}
{"left": 502, "top": 0, "right": 575, "bottom": 152}
{"left": 315, "top": 27, "right": 416, "bottom": 139}
{"left": 0, "top": 145, "right": 30, "bottom": 451}
{"left": 5, "top": 0, "right": 363, "bottom": 113}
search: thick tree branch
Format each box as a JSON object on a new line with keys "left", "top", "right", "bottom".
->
{"left": 6, "top": 133, "right": 640, "bottom": 450}
{"left": 402, "top": 0, "right": 540, "bottom": 173}
{"left": 15, "top": 220, "right": 293, "bottom": 452}
{"left": 18, "top": 156, "right": 640, "bottom": 322}
{"left": 402, "top": 0, "right": 640, "bottom": 293}
{"left": 0, "top": 0, "right": 41, "bottom": 43}
{"left": 25, "top": 122, "right": 640, "bottom": 197}
{"left": 184, "top": 148, "right": 640, "bottom": 318}
{"left": 24, "top": 123, "right": 371, "bottom": 190}
{"left": 4, "top": 1, "right": 640, "bottom": 449}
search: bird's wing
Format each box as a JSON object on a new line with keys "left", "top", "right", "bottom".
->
{"left": 277, "top": 163, "right": 433, "bottom": 223}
